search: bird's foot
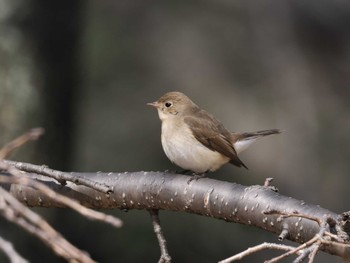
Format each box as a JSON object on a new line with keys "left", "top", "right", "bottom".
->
{"left": 187, "top": 172, "right": 207, "bottom": 184}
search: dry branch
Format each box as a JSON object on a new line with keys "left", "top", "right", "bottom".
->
{"left": 4, "top": 160, "right": 112, "bottom": 194}
{"left": 0, "top": 130, "right": 119, "bottom": 263}
{"left": 0, "top": 162, "right": 122, "bottom": 228}
{"left": 149, "top": 209, "right": 172, "bottom": 263}
{"left": 0, "top": 186, "right": 95, "bottom": 263}
{"left": 0, "top": 235, "right": 28, "bottom": 263}
{"left": 218, "top": 242, "right": 297, "bottom": 263}
{"left": 0, "top": 128, "right": 44, "bottom": 159}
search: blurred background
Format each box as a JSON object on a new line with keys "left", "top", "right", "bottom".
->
{"left": 0, "top": 0, "right": 349, "bottom": 262}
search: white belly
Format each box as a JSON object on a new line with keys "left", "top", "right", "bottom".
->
{"left": 161, "top": 121, "right": 229, "bottom": 173}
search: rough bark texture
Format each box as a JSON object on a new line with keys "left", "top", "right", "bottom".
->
{"left": 2, "top": 171, "right": 349, "bottom": 258}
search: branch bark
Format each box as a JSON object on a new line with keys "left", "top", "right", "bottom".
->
{"left": 1, "top": 165, "right": 350, "bottom": 259}
{"left": 149, "top": 209, "right": 172, "bottom": 263}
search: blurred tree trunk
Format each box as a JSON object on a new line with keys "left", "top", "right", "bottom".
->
{"left": 0, "top": 0, "right": 83, "bottom": 170}
{"left": 0, "top": 1, "right": 40, "bottom": 147}
{"left": 0, "top": 2, "right": 84, "bottom": 262}
{"left": 20, "top": 1, "right": 84, "bottom": 170}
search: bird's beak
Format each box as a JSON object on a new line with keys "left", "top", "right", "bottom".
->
{"left": 147, "top": 101, "right": 159, "bottom": 108}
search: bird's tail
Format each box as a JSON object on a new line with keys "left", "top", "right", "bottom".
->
{"left": 232, "top": 129, "right": 281, "bottom": 154}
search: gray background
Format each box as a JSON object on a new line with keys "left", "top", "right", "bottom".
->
{"left": 0, "top": 0, "right": 349, "bottom": 262}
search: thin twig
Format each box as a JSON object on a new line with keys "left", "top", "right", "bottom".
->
{"left": 265, "top": 236, "right": 318, "bottom": 263}
{"left": 324, "top": 231, "right": 343, "bottom": 242}
{"left": 3, "top": 160, "right": 113, "bottom": 194}
{"left": 293, "top": 246, "right": 311, "bottom": 263}
{"left": 266, "top": 221, "right": 328, "bottom": 263}
{"left": 308, "top": 241, "right": 321, "bottom": 263}
{"left": 262, "top": 210, "right": 340, "bottom": 262}
{"left": 0, "top": 128, "right": 44, "bottom": 159}
{"left": 263, "top": 210, "right": 323, "bottom": 225}
{"left": 278, "top": 223, "right": 289, "bottom": 241}
{"left": 149, "top": 210, "right": 172, "bottom": 263}
{"left": 0, "top": 186, "right": 96, "bottom": 263}
{"left": 264, "top": 178, "right": 274, "bottom": 187}
{"left": 1, "top": 128, "right": 113, "bottom": 194}
{"left": 218, "top": 242, "right": 297, "bottom": 263}
{"left": 0, "top": 235, "right": 29, "bottom": 263}
{"left": 0, "top": 162, "right": 122, "bottom": 228}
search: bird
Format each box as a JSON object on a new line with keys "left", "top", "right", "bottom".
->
{"left": 147, "top": 91, "right": 281, "bottom": 175}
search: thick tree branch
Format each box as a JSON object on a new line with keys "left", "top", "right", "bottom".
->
{"left": 1, "top": 163, "right": 349, "bottom": 260}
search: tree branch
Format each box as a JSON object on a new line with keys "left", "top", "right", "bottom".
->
{"left": 0, "top": 130, "right": 121, "bottom": 262}
{"left": 1, "top": 162, "right": 349, "bottom": 259}
{"left": 218, "top": 242, "right": 297, "bottom": 263}
{"left": 0, "top": 162, "right": 122, "bottom": 228}
{"left": 149, "top": 210, "right": 172, "bottom": 263}
{"left": 3, "top": 160, "right": 112, "bottom": 194}
{"left": 0, "top": 235, "right": 29, "bottom": 263}
{"left": 0, "top": 128, "right": 44, "bottom": 159}
{"left": 0, "top": 186, "right": 95, "bottom": 263}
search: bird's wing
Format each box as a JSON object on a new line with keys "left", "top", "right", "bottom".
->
{"left": 184, "top": 111, "right": 248, "bottom": 169}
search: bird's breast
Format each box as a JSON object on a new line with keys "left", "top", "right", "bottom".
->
{"left": 160, "top": 120, "right": 229, "bottom": 173}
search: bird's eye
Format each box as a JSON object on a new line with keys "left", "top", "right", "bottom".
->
{"left": 165, "top": 102, "right": 172, "bottom": 108}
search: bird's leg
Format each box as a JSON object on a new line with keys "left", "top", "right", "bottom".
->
{"left": 187, "top": 171, "right": 208, "bottom": 184}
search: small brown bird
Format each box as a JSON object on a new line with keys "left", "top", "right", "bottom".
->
{"left": 148, "top": 91, "right": 280, "bottom": 174}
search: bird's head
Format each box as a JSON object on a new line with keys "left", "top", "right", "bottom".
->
{"left": 147, "top": 91, "right": 196, "bottom": 121}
